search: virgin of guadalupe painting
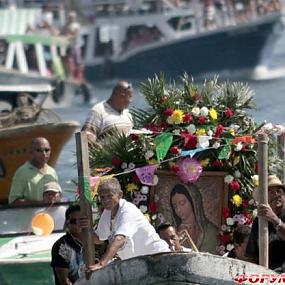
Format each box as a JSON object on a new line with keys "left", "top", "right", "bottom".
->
{"left": 156, "top": 171, "right": 227, "bottom": 253}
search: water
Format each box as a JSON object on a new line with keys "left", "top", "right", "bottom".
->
{"left": 55, "top": 33, "right": 285, "bottom": 200}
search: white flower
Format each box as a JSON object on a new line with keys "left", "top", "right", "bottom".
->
{"left": 221, "top": 224, "right": 228, "bottom": 231}
{"left": 207, "top": 129, "right": 213, "bottom": 137}
{"left": 233, "top": 214, "right": 240, "bottom": 222}
{"left": 234, "top": 142, "right": 243, "bottom": 152}
{"left": 200, "top": 107, "right": 209, "bottom": 117}
{"left": 197, "top": 136, "right": 210, "bottom": 149}
{"left": 139, "top": 205, "right": 148, "bottom": 213}
{"left": 234, "top": 170, "right": 241, "bottom": 178}
{"left": 226, "top": 217, "right": 234, "bottom": 226}
{"left": 224, "top": 175, "right": 234, "bottom": 184}
{"left": 252, "top": 209, "right": 258, "bottom": 218}
{"left": 166, "top": 117, "right": 173, "bottom": 124}
{"left": 153, "top": 175, "right": 159, "bottom": 185}
{"left": 248, "top": 199, "right": 255, "bottom": 205}
{"left": 173, "top": 129, "right": 180, "bottom": 136}
{"left": 186, "top": 124, "right": 196, "bottom": 134}
{"left": 226, "top": 243, "right": 235, "bottom": 251}
{"left": 121, "top": 162, "right": 128, "bottom": 169}
{"left": 191, "top": 107, "right": 200, "bottom": 117}
{"left": 145, "top": 150, "right": 154, "bottom": 160}
{"left": 213, "top": 141, "right": 220, "bottom": 149}
{"left": 128, "top": 163, "right": 136, "bottom": 170}
{"left": 141, "top": 186, "right": 149, "bottom": 195}
{"left": 151, "top": 214, "right": 157, "bottom": 220}
{"left": 251, "top": 175, "right": 259, "bottom": 187}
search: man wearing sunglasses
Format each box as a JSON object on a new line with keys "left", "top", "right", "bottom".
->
{"left": 82, "top": 80, "right": 134, "bottom": 143}
{"left": 51, "top": 204, "right": 85, "bottom": 285}
{"left": 8, "top": 137, "right": 58, "bottom": 205}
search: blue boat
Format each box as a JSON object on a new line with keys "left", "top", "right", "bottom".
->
{"left": 79, "top": 0, "right": 284, "bottom": 81}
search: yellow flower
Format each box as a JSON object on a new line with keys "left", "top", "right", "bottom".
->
{"left": 171, "top": 109, "right": 184, "bottom": 124}
{"left": 200, "top": 158, "right": 210, "bottom": 167}
{"left": 148, "top": 158, "right": 158, "bottom": 165}
{"left": 126, "top": 183, "right": 139, "bottom": 193}
{"left": 232, "top": 194, "right": 243, "bottom": 207}
{"left": 209, "top": 108, "right": 218, "bottom": 120}
{"left": 229, "top": 128, "right": 235, "bottom": 136}
{"left": 196, "top": 128, "right": 206, "bottom": 135}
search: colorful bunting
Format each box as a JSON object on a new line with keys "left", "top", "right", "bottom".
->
{"left": 135, "top": 165, "right": 157, "bottom": 185}
{"left": 218, "top": 145, "right": 231, "bottom": 160}
{"left": 181, "top": 148, "right": 204, "bottom": 158}
{"left": 155, "top": 133, "right": 173, "bottom": 161}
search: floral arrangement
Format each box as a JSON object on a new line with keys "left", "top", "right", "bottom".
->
{"left": 88, "top": 73, "right": 284, "bottom": 254}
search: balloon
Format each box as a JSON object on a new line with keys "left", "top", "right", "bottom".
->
{"left": 31, "top": 212, "right": 54, "bottom": 236}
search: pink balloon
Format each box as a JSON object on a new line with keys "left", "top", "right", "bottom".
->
{"left": 177, "top": 157, "right": 203, "bottom": 183}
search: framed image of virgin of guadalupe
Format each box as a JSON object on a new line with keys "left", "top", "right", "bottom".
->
{"left": 155, "top": 170, "right": 228, "bottom": 253}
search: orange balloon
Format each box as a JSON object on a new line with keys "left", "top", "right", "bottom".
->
{"left": 31, "top": 212, "right": 54, "bottom": 236}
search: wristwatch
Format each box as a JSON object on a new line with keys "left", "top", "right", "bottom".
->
{"left": 275, "top": 218, "right": 282, "bottom": 231}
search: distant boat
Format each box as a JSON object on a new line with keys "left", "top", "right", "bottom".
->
{"left": 78, "top": 0, "right": 284, "bottom": 81}
{"left": 75, "top": 251, "right": 277, "bottom": 285}
{"left": 0, "top": 84, "right": 79, "bottom": 203}
{"left": 0, "top": 8, "right": 91, "bottom": 105}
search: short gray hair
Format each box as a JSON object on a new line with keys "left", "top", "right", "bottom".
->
{"left": 98, "top": 177, "right": 122, "bottom": 194}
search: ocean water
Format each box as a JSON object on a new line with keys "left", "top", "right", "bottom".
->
{"left": 55, "top": 32, "right": 285, "bottom": 200}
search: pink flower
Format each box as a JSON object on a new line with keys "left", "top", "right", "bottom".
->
{"left": 164, "top": 108, "right": 174, "bottom": 117}
{"left": 224, "top": 107, "right": 234, "bottom": 118}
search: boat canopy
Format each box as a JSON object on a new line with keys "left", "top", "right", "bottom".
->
{"left": 0, "top": 84, "right": 53, "bottom": 94}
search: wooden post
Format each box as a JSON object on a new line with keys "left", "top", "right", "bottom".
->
{"left": 278, "top": 132, "right": 285, "bottom": 183}
{"left": 257, "top": 133, "right": 269, "bottom": 268}
{"left": 75, "top": 131, "right": 95, "bottom": 267}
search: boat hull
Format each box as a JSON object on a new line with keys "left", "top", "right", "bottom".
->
{"left": 76, "top": 252, "right": 277, "bottom": 285}
{"left": 0, "top": 121, "right": 79, "bottom": 203}
{"left": 84, "top": 14, "right": 283, "bottom": 81}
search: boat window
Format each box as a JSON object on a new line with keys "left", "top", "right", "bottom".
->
{"left": 122, "top": 25, "right": 162, "bottom": 52}
{"left": 94, "top": 27, "right": 114, "bottom": 57}
{"left": 168, "top": 16, "right": 193, "bottom": 31}
{"left": 25, "top": 44, "right": 39, "bottom": 72}
{"left": 0, "top": 39, "right": 8, "bottom": 65}
{"left": 0, "top": 159, "right": 5, "bottom": 178}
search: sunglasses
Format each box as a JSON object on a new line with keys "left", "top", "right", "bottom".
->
{"left": 68, "top": 218, "right": 80, "bottom": 225}
{"left": 35, "top": 148, "right": 51, "bottom": 153}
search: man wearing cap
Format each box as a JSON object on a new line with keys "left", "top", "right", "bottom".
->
{"left": 8, "top": 137, "right": 58, "bottom": 205}
{"left": 246, "top": 175, "right": 285, "bottom": 271}
{"left": 43, "top": 182, "right": 63, "bottom": 204}
{"left": 82, "top": 81, "right": 133, "bottom": 143}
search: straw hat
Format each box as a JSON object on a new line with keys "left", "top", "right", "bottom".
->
{"left": 43, "top": 181, "right": 62, "bottom": 193}
{"left": 252, "top": 175, "right": 285, "bottom": 200}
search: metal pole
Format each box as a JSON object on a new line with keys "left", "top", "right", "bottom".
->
{"left": 75, "top": 131, "right": 95, "bottom": 267}
{"left": 257, "top": 133, "right": 269, "bottom": 268}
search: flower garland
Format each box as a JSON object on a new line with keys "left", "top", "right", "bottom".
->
{"left": 88, "top": 74, "right": 283, "bottom": 254}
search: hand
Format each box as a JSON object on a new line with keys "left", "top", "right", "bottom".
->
{"left": 257, "top": 203, "right": 279, "bottom": 225}
{"left": 88, "top": 263, "right": 103, "bottom": 272}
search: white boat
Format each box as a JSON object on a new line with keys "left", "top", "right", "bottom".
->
{"left": 0, "top": 8, "right": 91, "bottom": 106}
{"left": 76, "top": 0, "right": 284, "bottom": 81}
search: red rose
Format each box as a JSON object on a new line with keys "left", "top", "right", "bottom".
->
{"left": 181, "top": 132, "right": 197, "bottom": 149}
{"left": 132, "top": 174, "right": 140, "bottom": 183}
{"left": 130, "top": 133, "right": 139, "bottom": 141}
{"left": 149, "top": 202, "right": 158, "bottom": 214}
{"left": 243, "top": 212, "right": 253, "bottom": 225}
{"left": 214, "top": 124, "right": 224, "bottom": 138}
{"left": 111, "top": 156, "right": 122, "bottom": 167}
{"left": 183, "top": 113, "right": 193, "bottom": 123}
{"left": 164, "top": 108, "right": 174, "bottom": 117}
{"left": 212, "top": 160, "right": 223, "bottom": 168}
{"left": 222, "top": 207, "right": 231, "bottom": 218}
{"left": 198, "top": 116, "right": 206, "bottom": 124}
{"left": 224, "top": 107, "right": 234, "bottom": 118}
{"left": 229, "top": 180, "right": 240, "bottom": 191}
{"left": 170, "top": 146, "right": 181, "bottom": 155}
{"left": 171, "top": 165, "right": 180, "bottom": 173}
{"left": 219, "top": 234, "right": 231, "bottom": 245}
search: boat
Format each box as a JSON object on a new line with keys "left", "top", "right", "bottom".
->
{"left": 75, "top": 251, "right": 278, "bottom": 285}
{"left": 0, "top": 8, "right": 91, "bottom": 106}
{"left": 77, "top": 0, "right": 284, "bottom": 81}
{"left": 0, "top": 202, "right": 71, "bottom": 285}
{"left": 0, "top": 83, "right": 80, "bottom": 203}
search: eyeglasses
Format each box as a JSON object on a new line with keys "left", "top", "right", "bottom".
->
{"left": 68, "top": 218, "right": 80, "bottom": 225}
{"left": 35, "top": 148, "right": 51, "bottom": 153}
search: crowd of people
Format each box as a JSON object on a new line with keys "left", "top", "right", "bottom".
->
{"left": 7, "top": 80, "right": 285, "bottom": 284}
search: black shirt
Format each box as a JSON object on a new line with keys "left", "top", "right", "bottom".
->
{"left": 51, "top": 232, "right": 84, "bottom": 284}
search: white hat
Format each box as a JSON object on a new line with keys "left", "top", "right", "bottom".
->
{"left": 43, "top": 182, "right": 62, "bottom": 193}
